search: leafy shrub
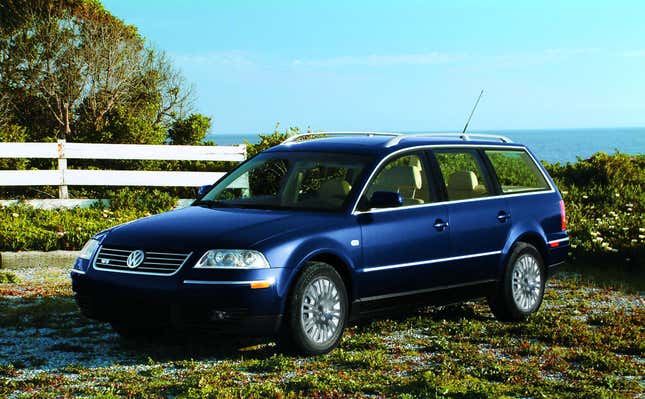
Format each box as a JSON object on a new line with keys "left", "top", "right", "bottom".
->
{"left": 0, "top": 124, "right": 296, "bottom": 200}
{"left": 545, "top": 152, "right": 644, "bottom": 266}
{"left": 0, "top": 271, "right": 20, "bottom": 284}
{"left": 0, "top": 204, "right": 173, "bottom": 251}
{"left": 245, "top": 130, "right": 291, "bottom": 158}
{"left": 0, "top": 151, "right": 642, "bottom": 265}
{"left": 0, "top": 124, "right": 29, "bottom": 170}
{"left": 168, "top": 114, "right": 212, "bottom": 145}
{"left": 109, "top": 188, "right": 178, "bottom": 213}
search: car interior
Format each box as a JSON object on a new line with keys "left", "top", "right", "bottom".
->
{"left": 366, "top": 155, "right": 430, "bottom": 206}
{"left": 446, "top": 170, "right": 489, "bottom": 200}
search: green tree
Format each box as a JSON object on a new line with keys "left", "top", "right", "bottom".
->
{"left": 168, "top": 113, "right": 212, "bottom": 145}
{"left": 246, "top": 123, "right": 301, "bottom": 158}
{"left": 0, "top": 124, "right": 28, "bottom": 169}
{"left": 0, "top": 0, "right": 194, "bottom": 143}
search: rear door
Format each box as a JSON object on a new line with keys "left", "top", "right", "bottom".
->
{"left": 429, "top": 148, "right": 511, "bottom": 285}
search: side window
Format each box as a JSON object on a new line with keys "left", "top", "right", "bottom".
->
{"left": 365, "top": 153, "right": 433, "bottom": 206}
{"left": 433, "top": 149, "right": 492, "bottom": 201}
{"left": 485, "top": 150, "right": 549, "bottom": 193}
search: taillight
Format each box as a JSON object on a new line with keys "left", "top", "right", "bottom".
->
{"left": 559, "top": 200, "right": 566, "bottom": 231}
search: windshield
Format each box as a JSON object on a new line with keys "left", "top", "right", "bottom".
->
{"left": 195, "top": 152, "right": 372, "bottom": 211}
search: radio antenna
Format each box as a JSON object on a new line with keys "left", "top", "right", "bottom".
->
{"left": 462, "top": 89, "right": 484, "bottom": 134}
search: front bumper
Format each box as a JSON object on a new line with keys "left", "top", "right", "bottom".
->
{"left": 70, "top": 258, "right": 292, "bottom": 336}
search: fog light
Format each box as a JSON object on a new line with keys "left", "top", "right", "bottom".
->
{"left": 209, "top": 310, "right": 229, "bottom": 321}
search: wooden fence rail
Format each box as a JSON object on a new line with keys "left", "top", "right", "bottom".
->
{"left": 0, "top": 140, "right": 246, "bottom": 199}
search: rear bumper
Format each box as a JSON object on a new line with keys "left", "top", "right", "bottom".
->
{"left": 546, "top": 236, "right": 569, "bottom": 278}
{"left": 71, "top": 267, "right": 287, "bottom": 336}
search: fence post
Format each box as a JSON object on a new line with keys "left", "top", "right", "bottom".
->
{"left": 57, "top": 139, "right": 68, "bottom": 200}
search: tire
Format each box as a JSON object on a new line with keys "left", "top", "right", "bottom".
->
{"left": 488, "top": 242, "right": 546, "bottom": 322}
{"left": 278, "top": 262, "right": 348, "bottom": 355}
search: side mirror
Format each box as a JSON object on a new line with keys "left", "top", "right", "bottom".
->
{"left": 197, "top": 184, "right": 213, "bottom": 198}
{"left": 369, "top": 191, "right": 403, "bottom": 209}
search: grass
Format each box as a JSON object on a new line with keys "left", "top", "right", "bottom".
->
{"left": 0, "top": 267, "right": 642, "bottom": 398}
{"left": 0, "top": 271, "right": 20, "bottom": 284}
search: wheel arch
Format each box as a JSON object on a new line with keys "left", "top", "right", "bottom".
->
{"left": 280, "top": 248, "right": 355, "bottom": 315}
{"left": 498, "top": 230, "right": 548, "bottom": 280}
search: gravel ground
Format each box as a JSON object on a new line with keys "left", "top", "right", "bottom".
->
{"left": 3, "top": 268, "right": 643, "bottom": 370}
{"left": 0, "top": 266, "right": 643, "bottom": 398}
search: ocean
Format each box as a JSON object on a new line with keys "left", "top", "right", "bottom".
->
{"left": 206, "top": 126, "right": 645, "bottom": 164}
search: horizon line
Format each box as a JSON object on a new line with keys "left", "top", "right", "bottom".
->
{"left": 208, "top": 125, "right": 645, "bottom": 135}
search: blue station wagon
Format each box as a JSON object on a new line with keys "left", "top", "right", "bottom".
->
{"left": 71, "top": 132, "right": 569, "bottom": 355}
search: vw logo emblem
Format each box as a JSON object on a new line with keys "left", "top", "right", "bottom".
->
{"left": 126, "top": 250, "right": 145, "bottom": 268}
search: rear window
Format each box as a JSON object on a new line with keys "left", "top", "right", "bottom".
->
{"left": 433, "top": 149, "right": 492, "bottom": 201}
{"left": 484, "top": 150, "right": 549, "bottom": 194}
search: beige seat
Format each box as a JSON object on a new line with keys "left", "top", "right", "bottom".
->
{"left": 372, "top": 165, "right": 424, "bottom": 205}
{"left": 447, "top": 171, "right": 488, "bottom": 200}
{"left": 318, "top": 178, "right": 351, "bottom": 201}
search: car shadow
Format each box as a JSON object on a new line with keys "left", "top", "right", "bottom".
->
{"left": 114, "top": 330, "right": 279, "bottom": 361}
{"left": 351, "top": 300, "right": 491, "bottom": 329}
{"left": 0, "top": 293, "right": 495, "bottom": 372}
{"left": 0, "top": 294, "right": 283, "bottom": 372}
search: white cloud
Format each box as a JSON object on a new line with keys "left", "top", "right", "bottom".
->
{"left": 622, "top": 50, "right": 645, "bottom": 57}
{"left": 172, "top": 51, "right": 254, "bottom": 66}
{"left": 292, "top": 52, "right": 467, "bottom": 67}
{"left": 483, "top": 48, "right": 603, "bottom": 68}
{"left": 292, "top": 48, "right": 608, "bottom": 69}
{"left": 542, "top": 48, "right": 600, "bottom": 56}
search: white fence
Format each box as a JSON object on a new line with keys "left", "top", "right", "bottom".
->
{"left": 0, "top": 140, "right": 246, "bottom": 199}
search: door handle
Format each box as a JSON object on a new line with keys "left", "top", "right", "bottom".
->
{"left": 497, "top": 211, "right": 511, "bottom": 223}
{"left": 433, "top": 219, "right": 449, "bottom": 231}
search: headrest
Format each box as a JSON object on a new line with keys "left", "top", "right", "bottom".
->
{"left": 448, "top": 171, "right": 478, "bottom": 191}
{"left": 381, "top": 165, "right": 422, "bottom": 189}
{"left": 319, "top": 178, "right": 351, "bottom": 198}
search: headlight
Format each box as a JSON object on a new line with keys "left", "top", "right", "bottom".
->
{"left": 195, "top": 250, "right": 270, "bottom": 269}
{"left": 79, "top": 238, "right": 100, "bottom": 260}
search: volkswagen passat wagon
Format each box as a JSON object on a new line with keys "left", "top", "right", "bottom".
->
{"left": 71, "top": 132, "right": 569, "bottom": 355}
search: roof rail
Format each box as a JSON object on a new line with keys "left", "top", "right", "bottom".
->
{"left": 282, "top": 131, "right": 402, "bottom": 144}
{"left": 385, "top": 133, "right": 513, "bottom": 147}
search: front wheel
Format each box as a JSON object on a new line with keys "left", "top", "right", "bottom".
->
{"left": 279, "top": 262, "right": 348, "bottom": 355}
{"left": 488, "top": 242, "right": 546, "bottom": 322}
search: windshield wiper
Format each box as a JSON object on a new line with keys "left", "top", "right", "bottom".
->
{"left": 192, "top": 199, "right": 233, "bottom": 208}
{"left": 236, "top": 204, "right": 282, "bottom": 210}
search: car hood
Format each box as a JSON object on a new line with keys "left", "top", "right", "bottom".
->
{"left": 102, "top": 205, "right": 338, "bottom": 251}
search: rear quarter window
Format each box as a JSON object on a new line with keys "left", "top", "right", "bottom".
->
{"left": 484, "top": 150, "right": 549, "bottom": 194}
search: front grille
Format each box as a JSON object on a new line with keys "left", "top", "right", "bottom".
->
{"left": 93, "top": 246, "right": 192, "bottom": 275}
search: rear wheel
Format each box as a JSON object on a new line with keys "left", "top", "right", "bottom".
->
{"left": 488, "top": 242, "right": 545, "bottom": 321}
{"left": 279, "top": 262, "right": 348, "bottom": 355}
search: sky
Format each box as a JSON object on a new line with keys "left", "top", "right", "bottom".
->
{"left": 102, "top": 0, "right": 645, "bottom": 134}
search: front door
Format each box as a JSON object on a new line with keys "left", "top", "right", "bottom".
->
{"left": 356, "top": 151, "right": 451, "bottom": 300}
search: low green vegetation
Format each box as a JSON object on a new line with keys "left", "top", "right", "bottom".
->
{"left": 0, "top": 189, "right": 175, "bottom": 251}
{"left": 1, "top": 150, "right": 642, "bottom": 273}
{"left": 0, "top": 268, "right": 642, "bottom": 398}
{"left": 0, "top": 130, "right": 288, "bottom": 251}
{"left": 0, "top": 271, "right": 19, "bottom": 284}
{"left": 545, "top": 152, "right": 644, "bottom": 266}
